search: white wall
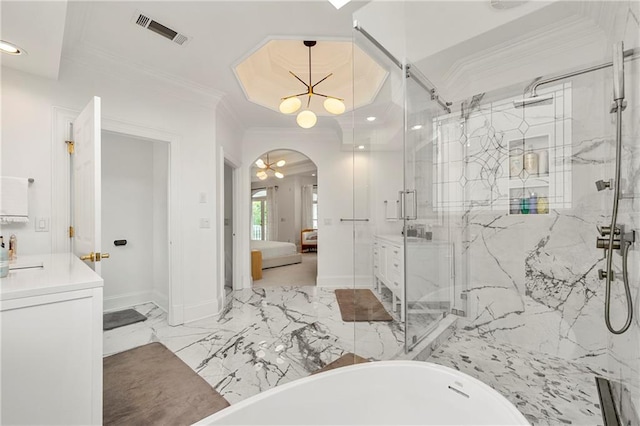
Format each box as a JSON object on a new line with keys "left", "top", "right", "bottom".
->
{"left": 1, "top": 57, "right": 221, "bottom": 324}
{"left": 102, "top": 131, "right": 169, "bottom": 311}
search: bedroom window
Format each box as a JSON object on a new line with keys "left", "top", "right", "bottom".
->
{"left": 312, "top": 187, "right": 318, "bottom": 229}
{"left": 252, "top": 189, "right": 267, "bottom": 240}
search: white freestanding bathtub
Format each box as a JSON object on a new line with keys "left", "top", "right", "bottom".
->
{"left": 196, "top": 361, "right": 529, "bottom": 425}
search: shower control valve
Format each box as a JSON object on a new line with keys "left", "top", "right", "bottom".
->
{"left": 597, "top": 225, "right": 621, "bottom": 237}
{"left": 597, "top": 237, "right": 621, "bottom": 250}
{"left": 598, "top": 269, "right": 615, "bottom": 281}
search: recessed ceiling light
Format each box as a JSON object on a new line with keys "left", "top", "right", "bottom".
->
{"left": 411, "top": 124, "right": 423, "bottom": 130}
{"left": 0, "top": 40, "right": 25, "bottom": 55}
{"left": 358, "top": 145, "right": 365, "bottom": 150}
{"left": 366, "top": 116, "right": 376, "bottom": 122}
{"left": 328, "top": 0, "right": 351, "bottom": 9}
{"left": 312, "top": 173, "right": 316, "bottom": 177}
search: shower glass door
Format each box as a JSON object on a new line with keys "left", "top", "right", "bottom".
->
{"left": 403, "top": 69, "right": 455, "bottom": 351}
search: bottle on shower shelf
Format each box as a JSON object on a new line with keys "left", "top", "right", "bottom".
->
{"left": 524, "top": 150, "right": 539, "bottom": 176}
{"left": 537, "top": 196, "right": 549, "bottom": 214}
{"left": 529, "top": 192, "right": 538, "bottom": 214}
{"left": 538, "top": 150, "right": 549, "bottom": 176}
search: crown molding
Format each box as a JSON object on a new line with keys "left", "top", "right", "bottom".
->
{"left": 216, "top": 96, "right": 246, "bottom": 131}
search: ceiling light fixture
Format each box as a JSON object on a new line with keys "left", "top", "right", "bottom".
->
{"left": 255, "top": 153, "right": 286, "bottom": 180}
{"left": 279, "top": 40, "right": 346, "bottom": 129}
{"left": 411, "top": 124, "right": 423, "bottom": 130}
{"left": 0, "top": 40, "right": 25, "bottom": 55}
{"left": 358, "top": 145, "right": 365, "bottom": 150}
{"left": 366, "top": 116, "right": 376, "bottom": 122}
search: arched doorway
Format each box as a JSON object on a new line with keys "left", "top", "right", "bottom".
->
{"left": 249, "top": 149, "right": 318, "bottom": 287}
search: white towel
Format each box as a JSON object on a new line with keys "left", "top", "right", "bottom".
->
{"left": 1, "top": 177, "right": 29, "bottom": 224}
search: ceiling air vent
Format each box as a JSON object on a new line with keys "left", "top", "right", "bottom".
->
{"left": 131, "top": 10, "right": 191, "bottom": 47}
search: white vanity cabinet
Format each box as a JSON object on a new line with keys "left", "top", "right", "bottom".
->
{"left": 373, "top": 235, "right": 405, "bottom": 320}
{"left": 0, "top": 254, "right": 104, "bottom": 425}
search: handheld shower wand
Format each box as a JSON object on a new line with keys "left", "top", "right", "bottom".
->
{"left": 598, "top": 41, "right": 634, "bottom": 335}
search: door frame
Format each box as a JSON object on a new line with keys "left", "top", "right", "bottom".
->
{"left": 52, "top": 107, "right": 183, "bottom": 325}
{"left": 217, "top": 146, "right": 242, "bottom": 302}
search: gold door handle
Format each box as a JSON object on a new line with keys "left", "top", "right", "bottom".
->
{"left": 80, "top": 252, "right": 95, "bottom": 262}
{"left": 80, "top": 252, "right": 110, "bottom": 262}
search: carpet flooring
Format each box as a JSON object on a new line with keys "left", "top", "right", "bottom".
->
{"left": 254, "top": 252, "right": 317, "bottom": 287}
{"left": 103, "top": 342, "right": 230, "bottom": 425}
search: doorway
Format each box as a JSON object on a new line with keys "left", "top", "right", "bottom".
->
{"left": 224, "top": 161, "right": 234, "bottom": 295}
{"left": 101, "top": 131, "right": 170, "bottom": 312}
{"left": 249, "top": 149, "right": 318, "bottom": 288}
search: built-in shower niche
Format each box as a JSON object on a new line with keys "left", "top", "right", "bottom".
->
{"left": 508, "top": 135, "right": 550, "bottom": 215}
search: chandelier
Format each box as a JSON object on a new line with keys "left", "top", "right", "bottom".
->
{"left": 279, "top": 40, "right": 346, "bottom": 129}
{"left": 255, "top": 154, "right": 286, "bottom": 180}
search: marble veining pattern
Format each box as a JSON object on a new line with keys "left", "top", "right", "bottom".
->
{"left": 428, "top": 331, "right": 608, "bottom": 425}
{"left": 107, "top": 289, "right": 615, "bottom": 425}
{"left": 104, "top": 287, "right": 406, "bottom": 404}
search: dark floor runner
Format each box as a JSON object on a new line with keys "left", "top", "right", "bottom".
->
{"left": 103, "top": 342, "right": 230, "bottom": 425}
{"left": 335, "top": 289, "right": 393, "bottom": 321}
{"left": 103, "top": 309, "right": 147, "bottom": 331}
{"left": 311, "top": 353, "right": 370, "bottom": 375}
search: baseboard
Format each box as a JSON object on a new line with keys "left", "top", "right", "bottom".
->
{"left": 316, "top": 275, "right": 373, "bottom": 288}
{"left": 183, "top": 298, "right": 222, "bottom": 323}
{"left": 103, "top": 291, "right": 154, "bottom": 312}
{"left": 152, "top": 289, "right": 169, "bottom": 312}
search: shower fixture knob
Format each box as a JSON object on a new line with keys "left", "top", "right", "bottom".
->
{"left": 597, "top": 225, "right": 620, "bottom": 236}
{"left": 598, "top": 269, "right": 614, "bottom": 281}
{"left": 595, "top": 179, "right": 613, "bottom": 191}
{"left": 596, "top": 237, "right": 621, "bottom": 250}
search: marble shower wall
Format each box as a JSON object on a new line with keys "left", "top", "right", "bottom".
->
{"left": 432, "top": 64, "right": 638, "bottom": 379}
{"left": 607, "top": 1, "right": 640, "bottom": 423}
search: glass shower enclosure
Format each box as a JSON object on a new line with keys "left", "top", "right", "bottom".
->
{"left": 351, "top": 16, "right": 459, "bottom": 356}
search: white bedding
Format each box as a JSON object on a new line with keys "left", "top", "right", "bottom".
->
{"left": 250, "top": 240, "right": 298, "bottom": 259}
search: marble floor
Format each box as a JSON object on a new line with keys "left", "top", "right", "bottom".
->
{"left": 427, "top": 331, "right": 607, "bottom": 425}
{"left": 104, "top": 287, "right": 607, "bottom": 425}
{"left": 103, "top": 286, "right": 405, "bottom": 404}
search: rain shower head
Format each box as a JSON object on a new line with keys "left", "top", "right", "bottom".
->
{"left": 513, "top": 94, "right": 553, "bottom": 109}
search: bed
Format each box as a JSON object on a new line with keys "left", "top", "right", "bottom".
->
{"left": 301, "top": 229, "right": 318, "bottom": 252}
{"left": 250, "top": 240, "right": 302, "bottom": 269}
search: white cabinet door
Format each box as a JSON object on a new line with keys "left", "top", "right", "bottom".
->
{"left": 1, "top": 288, "right": 103, "bottom": 425}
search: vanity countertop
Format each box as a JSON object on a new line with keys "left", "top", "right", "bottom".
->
{"left": 0, "top": 253, "right": 103, "bottom": 301}
{"left": 374, "top": 234, "right": 449, "bottom": 246}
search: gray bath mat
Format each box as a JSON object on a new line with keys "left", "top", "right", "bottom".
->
{"left": 103, "top": 309, "right": 147, "bottom": 331}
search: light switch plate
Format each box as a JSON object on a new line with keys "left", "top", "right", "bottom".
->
{"left": 199, "top": 192, "right": 207, "bottom": 203}
{"left": 199, "top": 218, "right": 211, "bottom": 228}
{"left": 35, "top": 217, "right": 49, "bottom": 232}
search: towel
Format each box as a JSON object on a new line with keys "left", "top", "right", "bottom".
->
{"left": 1, "top": 177, "right": 29, "bottom": 224}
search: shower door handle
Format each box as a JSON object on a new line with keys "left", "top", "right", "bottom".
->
{"left": 398, "top": 190, "right": 405, "bottom": 219}
{"left": 406, "top": 190, "right": 418, "bottom": 220}
{"left": 398, "top": 190, "right": 418, "bottom": 220}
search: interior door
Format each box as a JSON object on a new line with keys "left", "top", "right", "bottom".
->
{"left": 72, "top": 96, "right": 104, "bottom": 274}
